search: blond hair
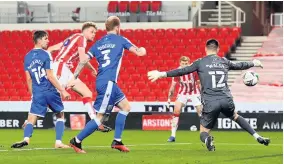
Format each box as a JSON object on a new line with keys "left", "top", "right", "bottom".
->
{"left": 82, "top": 22, "right": 97, "bottom": 31}
{"left": 180, "top": 56, "right": 189, "bottom": 62}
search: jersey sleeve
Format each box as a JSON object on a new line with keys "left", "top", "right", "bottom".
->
{"left": 77, "top": 35, "right": 87, "bottom": 48}
{"left": 87, "top": 43, "right": 97, "bottom": 59}
{"left": 224, "top": 58, "right": 254, "bottom": 70}
{"left": 43, "top": 52, "right": 53, "bottom": 70}
{"left": 121, "top": 37, "right": 134, "bottom": 50}
{"left": 24, "top": 57, "right": 29, "bottom": 71}
{"left": 166, "top": 59, "right": 200, "bottom": 77}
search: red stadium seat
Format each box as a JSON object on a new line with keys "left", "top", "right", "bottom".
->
{"left": 108, "top": 1, "right": 118, "bottom": 13}
{"left": 140, "top": 1, "right": 150, "bottom": 13}
{"left": 129, "top": 1, "right": 139, "bottom": 13}
{"left": 151, "top": 1, "right": 162, "bottom": 12}
{"left": 118, "top": 1, "right": 129, "bottom": 12}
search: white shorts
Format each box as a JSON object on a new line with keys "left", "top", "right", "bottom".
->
{"left": 53, "top": 61, "right": 76, "bottom": 88}
{"left": 176, "top": 94, "right": 202, "bottom": 106}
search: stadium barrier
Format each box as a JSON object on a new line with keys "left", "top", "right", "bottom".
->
{"left": 0, "top": 112, "right": 282, "bottom": 131}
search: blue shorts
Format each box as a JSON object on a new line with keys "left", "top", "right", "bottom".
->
{"left": 29, "top": 91, "right": 64, "bottom": 117}
{"left": 93, "top": 81, "right": 125, "bottom": 114}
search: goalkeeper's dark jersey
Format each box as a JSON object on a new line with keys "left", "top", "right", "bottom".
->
{"left": 166, "top": 54, "right": 254, "bottom": 102}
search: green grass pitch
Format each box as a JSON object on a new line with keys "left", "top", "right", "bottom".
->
{"left": 0, "top": 130, "right": 282, "bottom": 164}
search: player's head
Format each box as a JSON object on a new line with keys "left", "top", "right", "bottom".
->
{"left": 105, "top": 16, "right": 121, "bottom": 35}
{"left": 33, "top": 30, "right": 49, "bottom": 49}
{"left": 205, "top": 39, "right": 219, "bottom": 55}
{"left": 82, "top": 22, "right": 97, "bottom": 41}
{"left": 179, "top": 56, "right": 190, "bottom": 68}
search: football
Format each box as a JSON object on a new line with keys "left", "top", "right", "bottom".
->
{"left": 242, "top": 71, "right": 259, "bottom": 86}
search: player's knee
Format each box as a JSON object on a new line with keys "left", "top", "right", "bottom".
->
{"left": 84, "top": 90, "right": 92, "bottom": 98}
{"left": 56, "top": 112, "right": 64, "bottom": 119}
{"left": 123, "top": 104, "right": 131, "bottom": 112}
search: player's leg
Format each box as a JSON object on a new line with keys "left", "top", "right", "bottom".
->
{"left": 192, "top": 94, "right": 203, "bottom": 117}
{"left": 69, "top": 81, "right": 110, "bottom": 153}
{"left": 46, "top": 91, "right": 70, "bottom": 148}
{"left": 168, "top": 95, "right": 185, "bottom": 142}
{"left": 221, "top": 99, "right": 270, "bottom": 146}
{"left": 199, "top": 101, "right": 220, "bottom": 151}
{"left": 111, "top": 83, "right": 130, "bottom": 152}
{"left": 11, "top": 96, "right": 47, "bottom": 148}
{"left": 71, "top": 79, "right": 95, "bottom": 119}
{"left": 55, "top": 62, "right": 96, "bottom": 120}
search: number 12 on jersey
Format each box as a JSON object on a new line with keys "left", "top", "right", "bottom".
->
{"left": 209, "top": 71, "right": 225, "bottom": 88}
{"left": 32, "top": 66, "right": 46, "bottom": 84}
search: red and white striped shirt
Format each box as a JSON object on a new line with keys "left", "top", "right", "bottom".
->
{"left": 173, "top": 71, "right": 200, "bottom": 95}
{"left": 54, "top": 33, "right": 87, "bottom": 69}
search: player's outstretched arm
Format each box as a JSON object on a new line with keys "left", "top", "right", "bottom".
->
{"left": 129, "top": 46, "right": 146, "bottom": 56}
{"left": 47, "top": 42, "right": 63, "bottom": 53}
{"left": 147, "top": 61, "right": 198, "bottom": 82}
{"left": 227, "top": 59, "right": 263, "bottom": 70}
{"left": 25, "top": 71, "right": 32, "bottom": 95}
{"left": 46, "top": 70, "right": 70, "bottom": 100}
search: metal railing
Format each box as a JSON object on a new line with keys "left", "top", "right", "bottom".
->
{"left": 270, "top": 13, "right": 283, "bottom": 27}
{"left": 193, "top": 1, "right": 246, "bottom": 27}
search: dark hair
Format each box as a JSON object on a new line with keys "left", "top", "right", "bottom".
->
{"left": 82, "top": 22, "right": 97, "bottom": 31}
{"left": 33, "top": 30, "right": 48, "bottom": 44}
{"left": 105, "top": 16, "right": 120, "bottom": 31}
{"left": 206, "top": 39, "right": 219, "bottom": 50}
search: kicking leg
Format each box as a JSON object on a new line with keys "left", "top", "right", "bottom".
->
{"left": 168, "top": 101, "right": 184, "bottom": 142}
{"left": 72, "top": 79, "right": 111, "bottom": 132}
{"left": 11, "top": 114, "right": 37, "bottom": 148}
{"left": 71, "top": 79, "right": 95, "bottom": 119}
{"left": 232, "top": 112, "right": 270, "bottom": 146}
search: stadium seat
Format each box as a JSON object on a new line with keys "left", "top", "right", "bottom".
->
{"left": 129, "top": 1, "right": 139, "bottom": 13}
{"left": 151, "top": 1, "right": 162, "bottom": 12}
{"left": 108, "top": 1, "right": 118, "bottom": 13}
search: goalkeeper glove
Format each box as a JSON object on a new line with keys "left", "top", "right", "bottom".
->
{"left": 147, "top": 70, "right": 167, "bottom": 82}
{"left": 252, "top": 59, "right": 263, "bottom": 68}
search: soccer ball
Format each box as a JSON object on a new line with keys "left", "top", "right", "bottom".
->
{"left": 242, "top": 71, "right": 259, "bottom": 86}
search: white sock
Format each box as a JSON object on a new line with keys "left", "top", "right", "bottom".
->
{"left": 24, "top": 137, "right": 30, "bottom": 141}
{"left": 171, "top": 115, "right": 179, "bottom": 137}
{"left": 56, "top": 140, "right": 62, "bottom": 145}
{"left": 253, "top": 133, "right": 261, "bottom": 140}
{"left": 114, "top": 138, "right": 122, "bottom": 142}
{"left": 75, "top": 137, "right": 81, "bottom": 143}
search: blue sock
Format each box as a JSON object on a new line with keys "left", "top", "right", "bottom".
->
{"left": 114, "top": 111, "right": 129, "bottom": 140}
{"left": 77, "top": 118, "right": 101, "bottom": 141}
{"left": 24, "top": 123, "right": 34, "bottom": 138}
{"left": 55, "top": 119, "right": 65, "bottom": 141}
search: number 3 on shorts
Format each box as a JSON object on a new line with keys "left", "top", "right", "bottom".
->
{"left": 102, "top": 49, "right": 111, "bottom": 67}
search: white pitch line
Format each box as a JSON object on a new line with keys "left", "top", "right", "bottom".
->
{"left": 0, "top": 142, "right": 282, "bottom": 152}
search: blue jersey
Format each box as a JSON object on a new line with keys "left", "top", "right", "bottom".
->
{"left": 87, "top": 34, "right": 133, "bottom": 83}
{"left": 24, "top": 48, "right": 56, "bottom": 94}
